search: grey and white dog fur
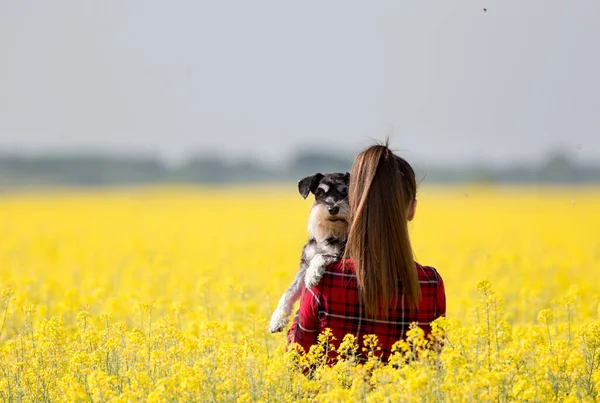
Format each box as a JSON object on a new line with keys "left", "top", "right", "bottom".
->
{"left": 268, "top": 172, "right": 350, "bottom": 333}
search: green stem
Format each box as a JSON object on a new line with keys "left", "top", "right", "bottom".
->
{"left": 0, "top": 299, "right": 10, "bottom": 340}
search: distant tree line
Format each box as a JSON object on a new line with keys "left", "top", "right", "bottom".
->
{"left": 0, "top": 149, "right": 597, "bottom": 188}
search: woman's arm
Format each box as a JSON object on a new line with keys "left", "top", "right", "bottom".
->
{"left": 286, "top": 286, "right": 320, "bottom": 354}
{"left": 436, "top": 272, "right": 446, "bottom": 318}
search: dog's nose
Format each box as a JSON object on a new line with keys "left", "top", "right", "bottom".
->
{"left": 328, "top": 206, "right": 339, "bottom": 215}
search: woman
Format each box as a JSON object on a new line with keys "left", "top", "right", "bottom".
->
{"left": 287, "top": 141, "right": 446, "bottom": 362}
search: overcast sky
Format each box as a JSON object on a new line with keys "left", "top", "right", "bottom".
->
{"left": 1, "top": 0, "right": 599, "bottom": 166}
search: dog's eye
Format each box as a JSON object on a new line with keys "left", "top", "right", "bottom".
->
{"left": 338, "top": 185, "right": 348, "bottom": 195}
{"left": 315, "top": 188, "right": 324, "bottom": 197}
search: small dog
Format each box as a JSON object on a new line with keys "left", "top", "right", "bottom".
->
{"left": 268, "top": 172, "right": 350, "bottom": 333}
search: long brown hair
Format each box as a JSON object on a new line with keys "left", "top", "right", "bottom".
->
{"left": 345, "top": 139, "right": 421, "bottom": 317}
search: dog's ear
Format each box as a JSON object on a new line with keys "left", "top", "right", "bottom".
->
{"left": 344, "top": 172, "right": 350, "bottom": 183}
{"left": 298, "top": 173, "right": 324, "bottom": 199}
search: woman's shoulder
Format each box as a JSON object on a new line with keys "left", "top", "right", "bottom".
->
{"left": 416, "top": 262, "right": 444, "bottom": 283}
{"left": 315, "top": 258, "right": 356, "bottom": 289}
{"left": 326, "top": 258, "right": 355, "bottom": 274}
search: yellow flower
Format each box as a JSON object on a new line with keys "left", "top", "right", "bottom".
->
{"left": 538, "top": 308, "right": 554, "bottom": 324}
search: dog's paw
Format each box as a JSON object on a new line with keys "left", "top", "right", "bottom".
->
{"left": 305, "top": 255, "right": 326, "bottom": 289}
{"left": 304, "top": 272, "right": 321, "bottom": 289}
{"left": 268, "top": 309, "right": 290, "bottom": 333}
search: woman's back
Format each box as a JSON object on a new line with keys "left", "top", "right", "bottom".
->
{"left": 287, "top": 139, "right": 446, "bottom": 362}
{"left": 287, "top": 258, "right": 445, "bottom": 361}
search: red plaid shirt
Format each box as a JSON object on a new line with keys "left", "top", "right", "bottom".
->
{"left": 287, "top": 259, "right": 446, "bottom": 362}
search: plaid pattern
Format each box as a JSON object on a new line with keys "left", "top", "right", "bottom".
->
{"left": 287, "top": 259, "right": 446, "bottom": 362}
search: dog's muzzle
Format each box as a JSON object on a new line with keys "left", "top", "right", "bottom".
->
{"left": 326, "top": 204, "right": 349, "bottom": 223}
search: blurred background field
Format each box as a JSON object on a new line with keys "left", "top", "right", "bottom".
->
{"left": 1, "top": 185, "right": 598, "bottom": 329}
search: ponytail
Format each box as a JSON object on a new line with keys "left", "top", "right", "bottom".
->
{"left": 345, "top": 139, "right": 420, "bottom": 317}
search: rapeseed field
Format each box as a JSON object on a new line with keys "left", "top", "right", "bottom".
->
{"left": 0, "top": 185, "right": 599, "bottom": 402}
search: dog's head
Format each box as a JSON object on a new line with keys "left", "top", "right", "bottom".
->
{"left": 298, "top": 172, "right": 350, "bottom": 241}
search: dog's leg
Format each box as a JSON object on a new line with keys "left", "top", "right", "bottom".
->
{"left": 305, "top": 253, "right": 339, "bottom": 289}
{"left": 268, "top": 266, "right": 306, "bottom": 333}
